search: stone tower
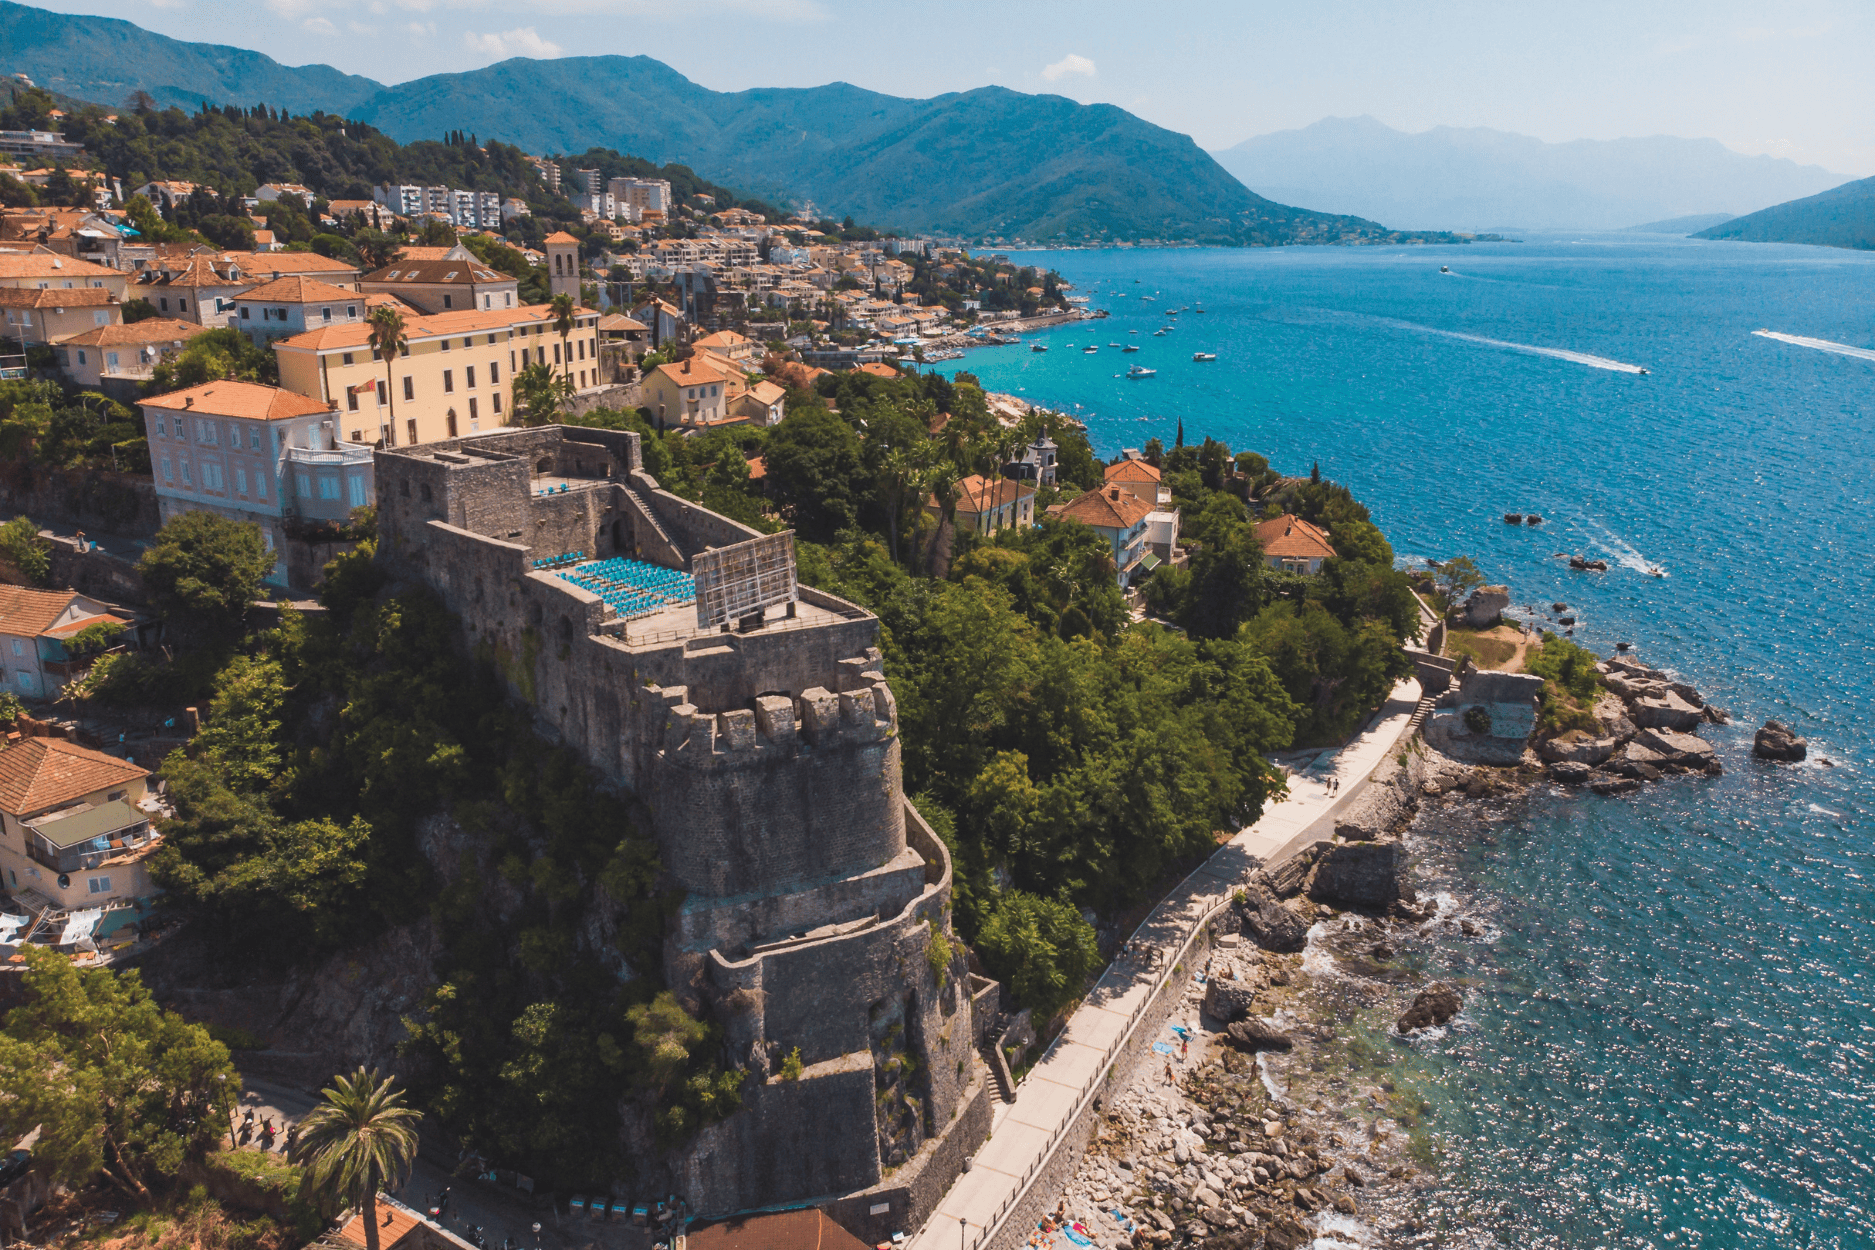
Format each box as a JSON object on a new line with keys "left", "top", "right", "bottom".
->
{"left": 373, "top": 426, "right": 993, "bottom": 1237}
{"left": 544, "top": 230, "right": 581, "bottom": 301}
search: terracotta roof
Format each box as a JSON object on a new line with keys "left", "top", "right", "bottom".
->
{"left": 597, "top": 313, "right": 646, "bottom": 331}
{"left": 0, "top": 254, "right": 119, "bottom": 280}
{"left": 228, "top": 252, "right": 360, "bottom": 278}
{"left": 933, "top": 473, "right": 1034, "bottom": 514}
{"left": 1056, "top": 485, "right": 1154, "bottom": 531}
{"left": 361, "top": 260, "right": 510, "bottom": 285}
{"left": 0, "top": 587, "right": 99, "bottom": 639}
{"left": 543, "top": 231, "right": 580, "bottom": 244}
{"left": 58, "top": 318, "right": 204, "bottom": 348}
{"left": 237, "top": 275, "right": 362, "bottom": 304}
{"left": 688, "top": 1209, "right": 870, "bottom": 1250}
{"left": 693, "top": 329, "right": 751, "bottom": 350}
{"left": 857, "top": 362, "right": 900, "bottom": 378}
{"left": 1255, "top": 514, "right": 1337, "bottom": 561}
{"left": 392, "top": 246, "right": 455, "bottom": 261}
{"left": 0, "top": 736, "right": 149, "bottom": 816}
{"left": 141, "top": 380, "right": 334, "bottom": 421}
{"left": 746, "top": 380, "right": 785, "bottom": 404}
{"left": 653, "top": 358, "right": 729, "bottom": 387}
{"left": 142, "top": 260, "right": 245, "bottom": 289}
{"left": 745, "top": 454, "right": 766, "bottom": 480}
{"left": 277, "top": 305, "right": 535, "bottom": 352}
{"left": 0, "top": 286, "right": 116, "bottom": 308}
{"left": 334, "top": 1203, "right": 423, "bottom": 1250}
{"left": 1104, "top": 458, "right": 1161, "bottom": 484}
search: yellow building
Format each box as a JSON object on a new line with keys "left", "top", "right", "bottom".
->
{"left": 0, "top": 736, "right": 157, "bottom": 921}
{"left": 273, "top": 303, "right": 601, "bottom": 446}
{"left": 642, "top": 355, "right": 733, "bottom": 428}
{"left": 54, "top": 317, "right": 205, "bottom": 389}
{"left": 0, "top": 286, "right": 120, "bottom": 345}
{"left": 0, "top": 251, "right": 129, "bottom": 298}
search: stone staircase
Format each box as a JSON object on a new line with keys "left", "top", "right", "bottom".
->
{"left": 620, "top": 488, "right": 684, "bottom": 568}
{"left": 979, "top": 1012, "right": 1018, "bottom": 1103}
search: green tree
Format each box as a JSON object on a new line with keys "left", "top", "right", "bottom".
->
{"left": 139, "top": 511, "right": 275, "bottom": 642}
{"left": 366, "top": 306, "right": 407, "bottom": 447}
{"left": 513, "top": 361, "right": 570, "bottom": 426}
{"left": 146, "top": 327, "right": 277, "bottom": 391}
{"left": 0, "top": 514, "right": 51, "bottom": 585}
{"left": 550, "top": 293, "right": 576, "bottom": 387}
{"left": 763, "top": 406, "right": 866, "bottom": 542}
{"left": 973, "top": 891, "right": 1099, "bottom": 1022}
{"left": 0, "top": 948, "right": 236, "bottom": 1199}
{"left": 293, "top": 1068, "right": 422, "bottom": 1250}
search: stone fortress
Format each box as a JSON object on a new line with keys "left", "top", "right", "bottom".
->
{"left": 373, "top": 426, "right": 992, "bottom": 1232}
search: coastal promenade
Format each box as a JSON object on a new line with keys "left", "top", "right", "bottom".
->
{"left": 909, "top": 676, "right": 1425, "bottom": 1250}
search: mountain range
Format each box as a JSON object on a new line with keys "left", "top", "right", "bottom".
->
{"left": 0, "top": 1, "right": 1458, "bottom": 247}
{"left": 1695, "top": 175, "right": 1875, "bottom": 250}
{"left": 1211, "top": 116, "right": 1851, "bottom": 233}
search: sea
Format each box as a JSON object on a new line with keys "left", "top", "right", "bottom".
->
{"left": 941, "top": 235, "right": 1875, "bottom": 1250}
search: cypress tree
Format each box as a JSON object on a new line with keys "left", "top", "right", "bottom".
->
{"left": 1310, "top": 461, "right": 1321, "bottom": 484}
{"left": 1175, "top": 419, "right": 1184, "bottom": 448}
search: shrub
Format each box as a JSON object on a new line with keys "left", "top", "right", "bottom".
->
{"left": 973, "top": 891, "right": 1099, "bottom": 1023}
{"left": 0, "top": 514, "right": 50, "bottom": 585}
{"left": 778, "top": 1047, "right": 803, "bottom": 1081}
{"left": 926, "top": 923, "right": 955, "bottom": 984}
{"left": 1462, "top": 705, "right": 1492, "bottom": 735}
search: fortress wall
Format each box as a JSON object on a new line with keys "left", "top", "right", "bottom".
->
{"left": 628, "top": 469, "right": 766, "bottom": 556}
{"left": 680, "top": 1060, "right": 883, "bottom": 1217}
{"left": 672, "top": 849, "right": 927, "bottom": 958}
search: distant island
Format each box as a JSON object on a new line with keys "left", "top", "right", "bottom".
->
{"left": 1625, "top": 212, "right": 1736, "bottom": 234}
{"left": 1695, "top": 175, "right": 1875, "bottom": 250}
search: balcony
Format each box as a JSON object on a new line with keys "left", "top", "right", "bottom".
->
{"left": 25, "top": 799, "right": 157, "bottom": 875}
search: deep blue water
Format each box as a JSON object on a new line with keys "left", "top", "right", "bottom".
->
{"left": 944, "top": 237, "right": 1875, "bottom": 1249}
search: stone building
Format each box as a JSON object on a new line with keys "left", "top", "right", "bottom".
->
{"left": 373, "top": 426, "right": 991, "bottom": 1233}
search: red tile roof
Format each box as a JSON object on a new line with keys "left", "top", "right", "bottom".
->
{"left": 0, "top": 737, "right": 148, "bottom": 816}
{"left": 335, "top": 1202, "right": 423, "bottom": 1250}
{"left": 653, "top": 358, "right": 729, "bottom": 387}
{"left": 1104, "top": 458, "right": 1161, "bottom": 484}
{"left": 236, "top": 275, "right": 362, "bottom": 304}
{"left": 1056, "top": 485, "right": 1154, "bottom": 531}
{"left": 57, "top": 318, "right": 203, "bottom": 348}
{"left": 932, "top": 473, "right": 1035, "bottom": 515}
{"left": 141, "top": 380, "right": 335, "bottom": 421}
{"left": 687, "top": 1210, "right": 871, "bottom": 1250}
{"left": 1255, "top": 514, "right": 1336, "bottom": 560}
{"left": 362, "top": 260, "right": 510, "bottom": 286}
{"left": 0, "top": 286, "right": 116, "bottom": 308}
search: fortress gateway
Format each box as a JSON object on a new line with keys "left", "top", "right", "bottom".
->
{"left": 375, "top": 426, "right": 991, "bottom": 1229}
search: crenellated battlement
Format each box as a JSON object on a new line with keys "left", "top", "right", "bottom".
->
{"left": 651, "top": 672, "right": 897, "bottom": 763}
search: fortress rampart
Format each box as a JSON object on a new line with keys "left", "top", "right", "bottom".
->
{"left": 373, "top": 427, "right": 989, "bottom": 1225}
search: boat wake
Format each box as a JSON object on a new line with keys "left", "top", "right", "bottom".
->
{"left": 1583, "top": 522, "right": 1666, "bottom": 577}
{"left": 1393, "top": 319, "right": 1648, "bottom": 373}
{"left": 1752, "top": 329, "right": 1875, "bottom": 362}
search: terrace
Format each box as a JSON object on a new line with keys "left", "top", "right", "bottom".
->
{"left": 25, "top": 798, "right": 158, "bottom": 875}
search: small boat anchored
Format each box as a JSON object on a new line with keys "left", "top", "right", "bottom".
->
{"left": 1440, "top": 265, "right": 1451, "bottom": 273}
{"left": 1121, "top": 344, "right": 1140, "bottom": 353}
{"left": 1192, "top": 352, "right": 1216, "bottom": 362}
{"left": 1030, "top": 343, "right": 1048, "bottom": 353}
{"left": 1083, "top": 345, "right": 1099, "bottom": 353}
{"left": 1126, "top": 364, "right": 1156, "bottom": 378}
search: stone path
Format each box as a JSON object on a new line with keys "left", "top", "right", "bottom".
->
{"left": 909, "top": 676, "right": 1424, "bottom": 1250}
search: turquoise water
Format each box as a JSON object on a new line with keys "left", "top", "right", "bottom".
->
{"left": 944, "top": 237, "right": 1875, "bottom": 1248}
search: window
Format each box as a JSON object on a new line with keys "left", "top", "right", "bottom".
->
{"left": 342, "top": 352, "right": 355, "bottom": 365}
{"left": 399, "top": 343, "right": 409, "bottom": 357}
{"left": 468, "top": 398, "right": 478, "bottom": 422}
{"left": 483, "top": 294, "right": 490, "bottom": 309}
{"left": 319, "top": 476, "right": 340, "bottom": 500}
{"left": 441, "top": 337, "right": 450, "bottom": 352}
{"left": 510, "top": 350, "right": 516, "bottom": 371}
{"left": 578, "top": 339, "right": 585, "bottom": 360}
{"left": 403, "top": 376, "right": 414, "bottom": 401}
{"left": 347, "top": 305, "right": 356, "bottom": 317}
{"left": 347, "top": 389, "right": 360, "bottom": 412}
{"left": 504, "top": 292, "right": 512, "bottom": 307}
{"left": 275, "top": 307, "right": 286, "bottom": 320}
{"left": 235, "top": 467, "right": 247, "bottom": 494}
{"left": 160, "top": 456, "right": 172, "bottom": 480}
{"left": 203, "top": 463, "right": 224, "bottom": 490}
{"left": 407, "top": 418, "right": 418, "bottom": 445}
{"left": 462, "top": 338, "right": 472, "bottom": 349}
{"left": 351, "top": 430, "right": 363, "bottom": 442}
{"left": 76, "top": 350, "right": 87, "bottom": 365}
{"left": 93, "top": 311, "right": 106, "bottom": 326}
{"left": 348, "top": 474, "right": 369, "bottom": 507}
{"left": 491, "top": 393, "right": 501, "bottom": 414}
{"left": 465, "top": 365, "right": 475, "bottom": 388}
{"left": 240, "top": 305, "right": 250, "bottom": 319}
{"left": 488, "top": 333, "right": 498, "bottom": 345}
{"left": 87, "top": 875, "right": 113, "bottom": 895}
{"left": 250, "top": 429, "right": 260, "bottom": 449}
{"left": 296, "top": 473, "right": 312, "bottom": 498}
{"left": 10, "top": 639, "right": 21, "bottom": 656}
{"left": 443, "top": 293, "right": 453, "bottom": 309}
{"left": 180, "top": 298, "right": 188, "bottom": 311}
{"left": 553, "top": 343, "right": 561, "bottom": 364}
{"left": 255, "top": 473, "right": 266, "bottom": 499}
{"left": 160, "top": 297, "right": 169, "bottom": 312}
{"left": 443, "top": 369, "right": 454, "bottom": 393}
{"left": 489, "top": 361, "right": 500, "bottom": 384}
{"left": 106, "top": 351, "right": 118, "bottom": 369}
{"left": 180, "top": 461, "right": 192, "bottom": 484}
{"left": 377, "top": 380, "right": 387, "bottom": 405}
{"left": 322, "top": 307, "right": 332, "bottom": 322}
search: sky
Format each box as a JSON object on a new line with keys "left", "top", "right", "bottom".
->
{"left": 27, "top": 0, "right": 1875, "bottom": 175}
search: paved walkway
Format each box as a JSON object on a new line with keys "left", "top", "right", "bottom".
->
{"left": 910, "top": 676, "right": 1424, "bottom": 1250}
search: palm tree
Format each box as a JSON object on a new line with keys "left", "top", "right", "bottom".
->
{"left": 366, "top": 306, "right": 406, "bottom": 447}
{"left": 550, "top": 292, "right": 576, "bottom": 389}
{"left": 294, "top": 1068, "right": 422, "bottom": 1250}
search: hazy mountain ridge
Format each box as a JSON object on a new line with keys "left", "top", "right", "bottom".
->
{"left": 1212, "top": 115, "right": 1850, "bottom": 232}
{"left": 0, "top": 2, "right": 1462, "bottom": 245}
{"left": 1695, "top": 176, "right": 1875, "bottom": 250}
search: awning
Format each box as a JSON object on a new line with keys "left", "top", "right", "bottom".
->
{"left": 58, "top": 908, "right": 103, "bottom": 946}
{"left": 1139, "top": 552, "right": 1163, "bottom": 572}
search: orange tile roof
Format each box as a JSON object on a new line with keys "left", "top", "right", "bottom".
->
{"left": 857, "top": 362, "right": 900, "bottom": 378}
{"left": 745, "top": 454, "right": 766, "bottom": 480}
{"left": 277, "top": 305, "right": 537, "bottom": 352}
{"left": 543, "top": 231, "right": 580, "bottom": 244}
{"left": 335, "top": 1202, "right": 423, "bottom": 1250}
{"left": 142, "top": 260, "right": 246, "bottom": 289}
{"left": 141, "top": 380, "right": 334, "bottom": 421}
{"left": 0, "top": 736, "right": 148, "bottom": 816}
{"left": 236, "top": 275, "right": 361, "bottom": 304}
{"left": 693, "top": 329, "right": 752, "bottom": 350}
{"left": 653, "top": 358, "right": 729, "bottom": 386}
{"left": 226, "top": 252, "right": 360, "bottom": 278}
{"left": 0, "top": 254, "right": 119, "bottom": 280}
{"left": 1104, "top": 458, "right": 1161, "bottom": 484}
{"left": 57, "top": 318, "right": 204, "bottom": 348}
{"left": 932, "top": 473, "right": 1034, "bottom": 514}
{"left": 361, "top": 260, "right": 510, "bottom": 285}
{"left": 0, "top": 286, "right": 116, "bottom": 308}
{"left": 0, "top": 587, "right": 98, "bottom": 639}
{"left": 688, "top": 1209, "right": 870, "bottom": 1250}
{"left": 1255, "top": 514, "right": 1337, "bottom": 561}
{"left": 746, "top": 380, "right": 785, "bottom": 404}
{"left": 1056, "top": 484, "right": 1154, "bottom": 531}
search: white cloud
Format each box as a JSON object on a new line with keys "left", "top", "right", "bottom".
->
{"left": 406, "top": 20, "right": 436, "bottom": 36}
{"left": 302, "top": 16, "right": 337, "bottom": 34}
{"left": 348, "top": 20, "right": 378, "bottom": 34}
{"left": 463, "top": 27, "right": 565, "bottom": 60}
{"left": 1041, "top": 53, "right": 1096, "bottom": 82}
